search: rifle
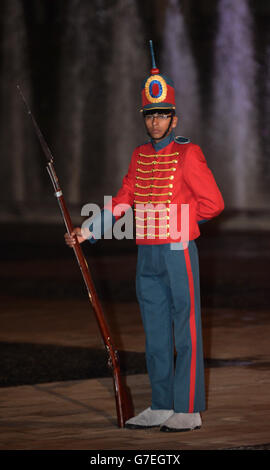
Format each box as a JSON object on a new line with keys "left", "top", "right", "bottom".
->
{"left": 17, "top": 85, "right": 134, "bottom": 428}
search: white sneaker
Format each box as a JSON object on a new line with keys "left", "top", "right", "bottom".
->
{"left": 160, "top": 412, "right": 202, "bottom": 432}
{"left": 125, "top": 407, "right": 174, "bottom": 429}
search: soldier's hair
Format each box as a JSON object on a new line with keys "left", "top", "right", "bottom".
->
{"left": 143, "top": 108, "right": 175, "bottom": 117}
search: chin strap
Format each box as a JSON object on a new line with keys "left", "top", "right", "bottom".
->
{"left": 160, "top": 115, "right": 174, "bottom": 140}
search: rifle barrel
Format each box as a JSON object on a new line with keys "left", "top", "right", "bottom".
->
{"left": 17, "top": 85, "right": 54, "bottom": 163}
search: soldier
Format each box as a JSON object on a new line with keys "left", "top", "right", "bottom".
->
{"left": 65, "top": 41, "right": 224, "bottom": 432}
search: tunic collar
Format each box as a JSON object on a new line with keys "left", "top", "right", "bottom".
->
{"left": 151, "top": 130, "right": 175, "bottom": 152}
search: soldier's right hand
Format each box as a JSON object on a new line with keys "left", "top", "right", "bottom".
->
{"left": 64, "top": 227, "right": 88, "bottom": 247}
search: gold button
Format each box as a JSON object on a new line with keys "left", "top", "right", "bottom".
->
{"left": 170, "top": 176, "right": 174, "bottom": 180}
{"left": 169, "top": 184, "right": 173, "bottom": 188}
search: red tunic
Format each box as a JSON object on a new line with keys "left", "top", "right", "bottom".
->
{"left": 107, "top": 138, "right": 224, "bottom": 244}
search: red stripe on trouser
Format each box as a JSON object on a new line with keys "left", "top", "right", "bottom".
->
{"left": 184, "top": 247, "right": 197, "bottom": 413}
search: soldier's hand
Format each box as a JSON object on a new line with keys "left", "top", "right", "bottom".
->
{"left": 64, "top": 227, "right": 89, "bottom": 247}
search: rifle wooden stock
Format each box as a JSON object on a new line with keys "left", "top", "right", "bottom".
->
{"left": 18, "top": 86, "right": 134, "bottom": 428}
{"left": 47, "top": 162, "right": 133, "bottom": 428}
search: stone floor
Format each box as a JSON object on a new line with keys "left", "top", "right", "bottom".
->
{"left": 0, "top": 224, "right": 269, "bottom": 452}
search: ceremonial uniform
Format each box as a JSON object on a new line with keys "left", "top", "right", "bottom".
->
{"left": 109, "top": 135, "right": 223, "bottom": 244}
{"left": 88, "top": 41, "right": 224, "bottom": 430}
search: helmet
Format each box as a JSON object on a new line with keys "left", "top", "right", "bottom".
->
{"left": 141, "top": 40, "right": 176, "bottom": 112}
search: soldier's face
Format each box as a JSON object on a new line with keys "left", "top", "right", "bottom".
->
{"left": 144, "top": 113, "right": 178, "bottom": 141}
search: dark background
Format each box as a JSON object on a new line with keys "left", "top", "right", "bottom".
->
{"left": 0, "top": 0, "right": 269, "bottom": 394}
{"left": 0, "top": 0, "right": 269, "bottom": 309}
{"left": 0, "top": 0, "right": 270, "bottom": 220}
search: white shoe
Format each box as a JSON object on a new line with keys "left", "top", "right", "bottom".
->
{"left": 160, "top": 412, "right": 202, "bottom": 432}
{"left": 125, "top": 407, "right": 174, "bottom": 429}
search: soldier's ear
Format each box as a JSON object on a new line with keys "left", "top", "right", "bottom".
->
{"left": 172, "top": 116, "right": 178, "bottom": 129}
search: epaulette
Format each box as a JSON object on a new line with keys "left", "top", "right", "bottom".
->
{"left": 174, "top": 135, "right": 190, "bottom": 144}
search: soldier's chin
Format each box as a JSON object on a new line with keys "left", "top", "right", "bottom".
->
{"left": 150, "top": 130, "right": 163, "bottom": 140}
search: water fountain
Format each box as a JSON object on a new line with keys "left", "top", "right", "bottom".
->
{"left": 261, "top": 44, "right": 270, "bottom": 190}
{"left": 56, "top": 0, "right": 100, "bottom": 206}
{"left": 104, "top": 0, "right": 147, "bottom": 195}
{"left": 161, "top": 0, "right": 202, "bottom": 145}
{"left": 0, "top": 0, "right": 36, "bottom": 214}
{"left": 208, "top": 0, "right": 262, "bottom": 209}
{"left": 0, "top": 0, "right": 267, "bottom": 223}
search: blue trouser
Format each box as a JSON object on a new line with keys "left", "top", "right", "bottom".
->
{"left": 136, "top": 241, "right": 205, "bottom": 413}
